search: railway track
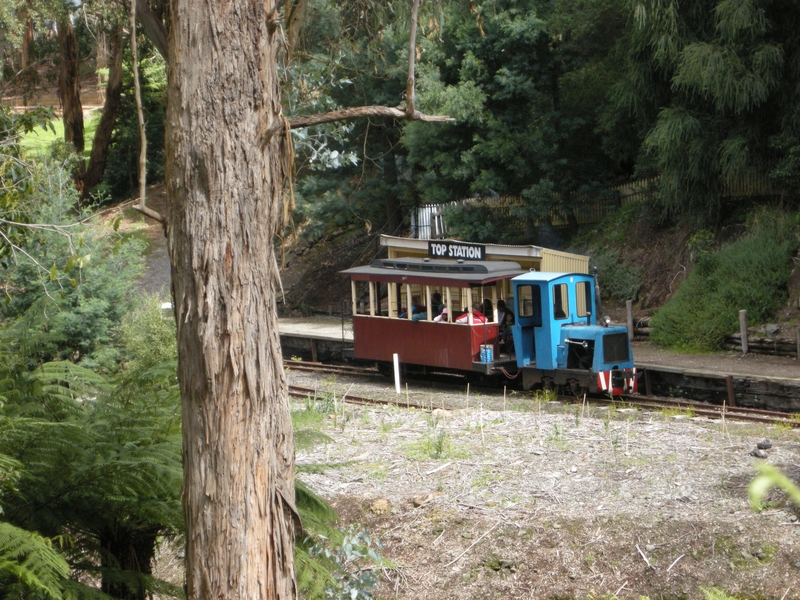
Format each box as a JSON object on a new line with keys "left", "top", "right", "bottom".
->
{"left": 283, "top": 360, "right": 380, "bottom": 378}
{"left": 610, "top": 393, "right": 800, "bottom": 428}
{"left": 285, "top": 362, "right": 800, "bottom": 427}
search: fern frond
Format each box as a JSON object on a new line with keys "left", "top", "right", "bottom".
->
{"left": 294, "top": 543, "right": 337, "bottom": 600}
{"left": 0, "top": 521, "right": 70, "bottom": 600}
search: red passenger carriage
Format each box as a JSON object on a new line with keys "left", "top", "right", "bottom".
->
{"left": 340, "top": 258, "right": 524, "bottom": 374}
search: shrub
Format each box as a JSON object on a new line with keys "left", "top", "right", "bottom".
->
{"left": 0, "top": 152, "right": 146, "bottom": 367}
{"left": 650, "top": 210, "right": 797, "bottom": 351}
{"left": 592, "top": 249, "right": 643, "bottom": 303}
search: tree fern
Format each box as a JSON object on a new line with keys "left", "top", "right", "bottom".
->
{"left": 0, "top": 521, "right": 70, "bottom": 600}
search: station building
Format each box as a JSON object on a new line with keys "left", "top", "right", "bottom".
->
{"left": 378, "top": 235, "right": 589, "bottom": 273}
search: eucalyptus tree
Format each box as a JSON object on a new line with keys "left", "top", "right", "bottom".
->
{"left": 606, "top": 0, "right": 800, "bottom": 222}
{"left": 149, "top": 0, "right": 451, "bottom": 595}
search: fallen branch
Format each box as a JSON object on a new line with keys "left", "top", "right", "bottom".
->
{"left": 443, "top": 521, "right": 500, "bottom": 568}
{"left": 636, "top": 544, "right": 655, "bottom": 570}
{"left": 667, "top": 554, "right": 684, "bottom": 572}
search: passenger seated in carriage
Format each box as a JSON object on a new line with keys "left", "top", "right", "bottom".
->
{"left": 455, "top": 302, "right": 488, "bottom": 324}
{"left": 498, "top": 308, "right": 515, "bottom": 354}
{"left": 400, "top": 296, "right": 426, "bottom": 319}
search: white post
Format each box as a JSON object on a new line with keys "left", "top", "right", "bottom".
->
{"left": 393, "top": 353, "right": 401, "bottom": 394}
{"left": 368, "top": 282, "right": 375, "bottom": 316}
{"left": 739, "top": 310, "right": 748, "bottom": 355}
{"left": 350, "top": 280, "right": 357, "bottom": 316}
{"left": 406, "top": 285, "right": 413, "bottom": 320}
{"left": 446, "top": 287, "right": 452, "bottom": 322}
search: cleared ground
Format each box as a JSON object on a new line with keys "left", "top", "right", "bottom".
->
{"left": 290, "top": 369, "right": 800, "bottom": 600}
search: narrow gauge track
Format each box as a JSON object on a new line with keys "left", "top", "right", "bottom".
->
{"left": 284, "top": 361, "right": 381, "bottom": 378}
{"left": 287, "top": 375, "right": 800, "bottom": 428}
{"left": 288, "top": 384, "right": 431, "bottom": 411}
{"left": 610, "top": 393, "right": 800, "bottom": 428}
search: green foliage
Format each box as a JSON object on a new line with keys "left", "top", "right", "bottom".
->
{"left": 442, "top": 202, "right": 517, "bottom": 244}
{"left": 749, "top": 464, "right": 800, "bottom": 511}
{"left": 0, "top": 151, "right": 146, "bottom": 367}
{"left": 0, "top": 358, "right": 183, "bottom": 599}
{"left": 607, "top": 0, "right": 800, "bottom": 222}
{"left": 118, "top": 295, "right": 176, "bottom": 369}
{"left": 0, "top": 521, "right": 71, "bottom": 600}
{"left": 593, "top": 249, "right": 643, "bottom": 303}
{"left": 300, "top": 526, "right": 383, "bottom": 600}
{"left": 650, "top": 210, "right": 796, "bottom": 350}
{"left": 21, "top": 112, "right": 101, "bottom": 161}
{"left": 403, "top": 0, "right": 626, "bottom": 224}
{"left": 99, "top": 42, "right": 167, "bottom": 203}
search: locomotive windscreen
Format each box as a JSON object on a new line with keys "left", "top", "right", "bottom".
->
{"left": 602, "top": 333, "right": 630, "bottom": 363}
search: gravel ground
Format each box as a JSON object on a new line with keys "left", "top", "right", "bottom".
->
{"left": 289, "top": 369, "right": 800, "bottom": 600}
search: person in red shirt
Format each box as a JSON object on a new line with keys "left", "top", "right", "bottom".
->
{"left": 456, "top": 302, "right": 487, "bottom": 324}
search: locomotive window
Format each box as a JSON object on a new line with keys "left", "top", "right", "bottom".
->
{"left": 575, "top": 281, "right": 591, "bottom": 317}
{"left": 553, "top": 284, "right": 569, "bottom": 320}
{"left": 517, "top": 285, "right": 542, "bottom": 326}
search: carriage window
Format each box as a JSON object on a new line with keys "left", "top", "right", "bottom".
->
{"left": 553, "top": 284, "right": 569, "bottom": 319}
{"left": 352, "top": 281, "right": 370, "bottom": 315}
{"left": 576, "top": 281, "right": 591, "bottom": 317}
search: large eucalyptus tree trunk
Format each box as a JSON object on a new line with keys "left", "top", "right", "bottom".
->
{"left": 164, "top": 0, "right": 298, "bottom": 597}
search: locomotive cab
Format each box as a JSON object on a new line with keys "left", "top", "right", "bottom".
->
{"left": 511, "top": 272, "right": 638, "bottom": 396}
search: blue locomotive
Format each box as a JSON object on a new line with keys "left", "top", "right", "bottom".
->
{"left": 511, "top": 272, "right": 638, "bottom": 395}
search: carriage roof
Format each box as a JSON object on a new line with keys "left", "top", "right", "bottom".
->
{"left": 340, "top": 258, "right": 526, "bottom": 286}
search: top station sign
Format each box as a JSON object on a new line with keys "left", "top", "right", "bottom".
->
{"left": 428, "top": 240, "right": 486, "bottom": 261}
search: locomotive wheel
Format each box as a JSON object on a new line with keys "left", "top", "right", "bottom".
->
{"left": 568, "top": 380, "right": 589, "bottom": 398}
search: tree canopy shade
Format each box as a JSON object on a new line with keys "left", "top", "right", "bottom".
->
{"left": 605, "top": 0, "right": 800, "bottom": 222}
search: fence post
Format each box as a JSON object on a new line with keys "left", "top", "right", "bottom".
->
{"left": 725, "top": 375, "right": 736, "bottom": 407}
{"left": 626, "top": 300, "right": 634, "bottom": 342}
{"left": 739, "top": 310, "right": 748, "bottom": 355}
{"left": 796, "top": 327, "right": 799, "bottom": 361}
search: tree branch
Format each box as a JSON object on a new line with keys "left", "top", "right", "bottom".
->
{"left": 261, "top": 0, "right": 452, "bottom": 146}
{"left": 261, "top": 105, "right": 453, "bottom": 146}
{"left": 135, "top": 0, "right": 168, "bottom": 60}
{"left": 131, "top": 0, "right": 165, "bottom": 225}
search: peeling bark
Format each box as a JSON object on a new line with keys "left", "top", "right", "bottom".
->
{"left": 165, "top": 0, "right": 298, "bottom": 596}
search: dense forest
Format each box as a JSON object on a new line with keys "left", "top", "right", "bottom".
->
{"left": 1, "top": 0, "right": 799, "bottom": 598}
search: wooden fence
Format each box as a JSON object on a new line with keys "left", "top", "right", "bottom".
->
{"left": 431, "top": 174, "right": 785, "bottom": 236}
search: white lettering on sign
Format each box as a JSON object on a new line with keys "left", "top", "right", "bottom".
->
{"left": 428, "top": 241, "right": 485, "bottom": 260}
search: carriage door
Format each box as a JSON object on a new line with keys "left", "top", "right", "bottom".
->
{"left": 513, "top": 283, "right": 542, "bottom": 367}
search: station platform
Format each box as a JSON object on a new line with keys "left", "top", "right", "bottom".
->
{"left": 633, "top": 342, "right": 799, "bottom": 382}
{"left": 278, "top": 318, "right": 800, "bottom": 411}
{"left": 279, "top": 317, "right": 352, "bottom": 362}
{"left": 279, "top": 317, "right": 352, "bottom": 342}
{"left": 279, "top": 319, "right": 798, "bottom": 377}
